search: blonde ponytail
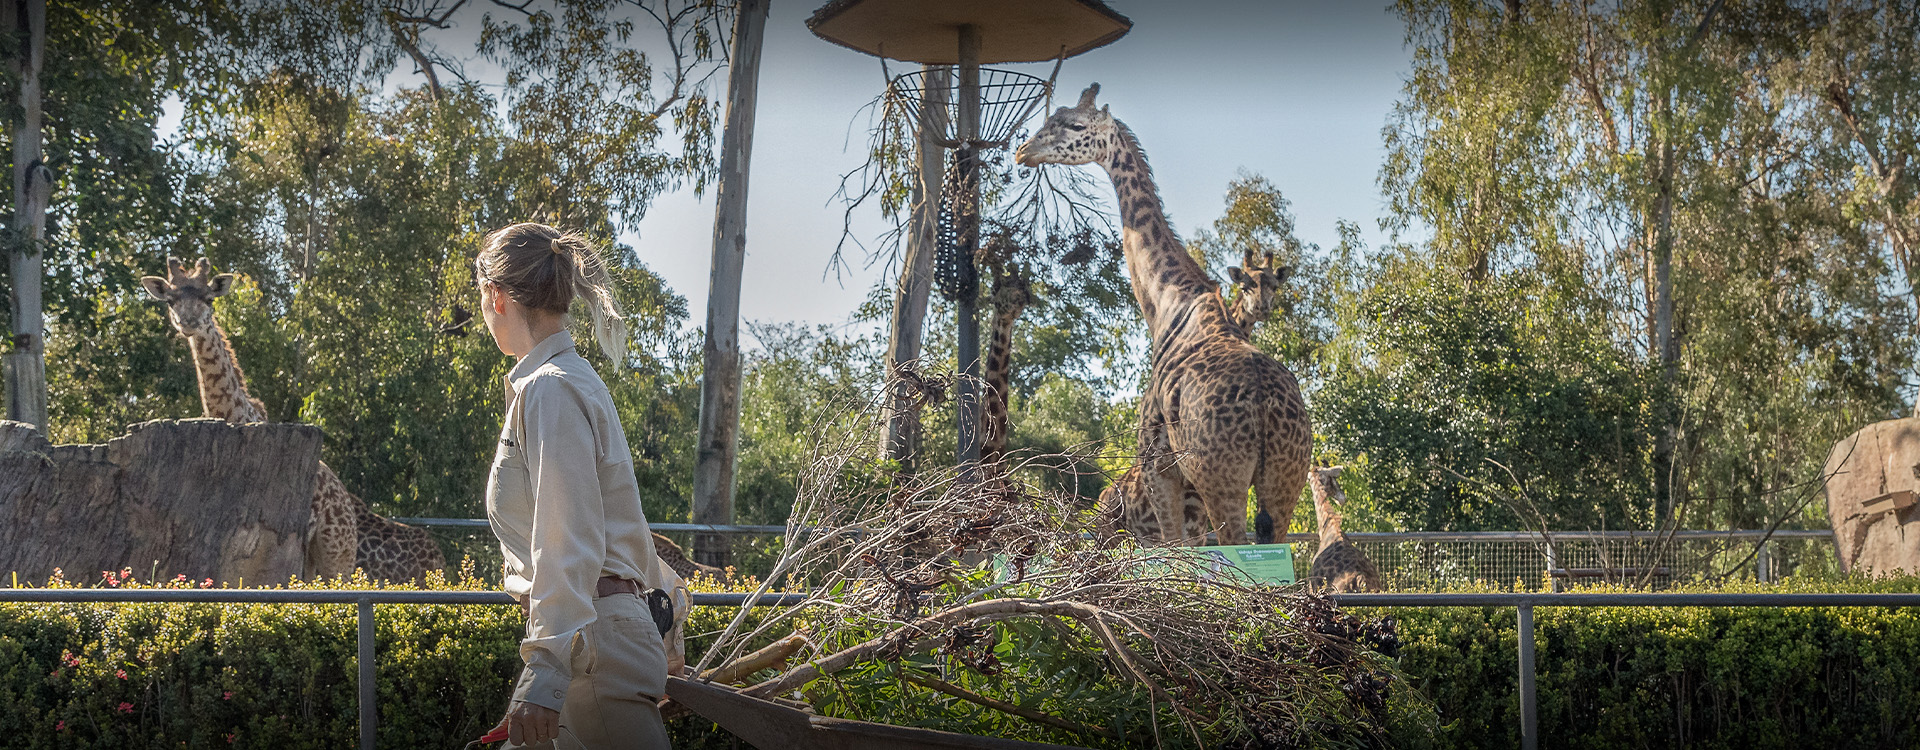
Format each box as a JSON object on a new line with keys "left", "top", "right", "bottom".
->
{"left": 560, "top": 235, "right": 629, "bottom": 365}
{"left": 477, "top": 222, "right": 630, "bottom": 364}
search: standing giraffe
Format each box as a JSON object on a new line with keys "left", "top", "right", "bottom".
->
{"left": 1226, "top": 249, "right": 1290, "bottom": 336}
{"left": 142, "top": 258, "right": 445, "bottom": 581}
{"left": 1017, "top": 85, "right": 1312, "bottom": 545}
{"left": 1306, "top": 466, "right": 1382, "bottom": 592}
{"left": 978, "top": 236, "right": 1032, "bottom": 468}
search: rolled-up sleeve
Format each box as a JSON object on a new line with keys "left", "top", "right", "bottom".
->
{"left": 510, "top": 375, "right": 607, "bottom": 711}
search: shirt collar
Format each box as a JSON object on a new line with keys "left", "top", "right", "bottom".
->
{"left": 507, "top": 329, "right": 577, "bottom": 386}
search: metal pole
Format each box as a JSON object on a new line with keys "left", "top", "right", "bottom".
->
{"left": 953, "top": 24, "right": 984, "bottom": 473}
{"left": 4, "top": 0, "right": 48, "bottom": 428}
{"left": 691, "top": 0, "right": 770, "bottom": 569}
{"left": 1756, "top": 539, "right": 1771, "bottom": 583}
{"left": 1517, "top": 603, "right": 1537, "bottom": 750}
{"left": 358, "top": 598, "right": 375, "bottom": 750}
{"left": 879, "top": 65, "right": 950, "bottom": 472}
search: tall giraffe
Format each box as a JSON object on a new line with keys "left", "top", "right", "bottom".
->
{"left": 141, "top": 258, "right": 445, "bottom": 581}
{"left": 1226, "top": 249, "right": 1290, "bottom": 336}
{"left": 1017, "top": 85, "right": 1312, "bottom": 545}
{"left": 1306, "top": 466, "right": 1382, "bottom": 592}
{"left": 979, "top": 236, "right": 1032, "bottom": 468}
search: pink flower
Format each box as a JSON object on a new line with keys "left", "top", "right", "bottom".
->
{"left": 55, "top": 721, "right": 64, "bottom": 731}
{"left": 201, "top": 578, "right": 214, "bottom": 588}
{"left": 223, "top": 691, "right": 233, "bottom": 701}
{"left": 117, "top": 702, "right": 133, "bottom": 714}
{"left": 174, "top": 574, "right": 187, "bottom": 581}
{"left": 61, "top": 651, "right": 80, "bottom": 667}
{"left": 226, "top": 733, "right": 236, "bottom": 744}
{"left": 115, "top": 669, "right": 127, "bottom": 680}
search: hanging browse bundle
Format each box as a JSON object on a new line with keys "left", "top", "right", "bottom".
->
{"left": 933, "top": 149, "right": 979, "bottom": 304}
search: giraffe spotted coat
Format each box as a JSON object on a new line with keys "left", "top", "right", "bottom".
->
{"left": 1019, "top": 85, "right": 1312, "bottom": 546}
{"left": 143, "top": 258, "right": 445, "bottom": 581}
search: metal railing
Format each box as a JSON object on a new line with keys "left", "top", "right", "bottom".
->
{"left": 6, "top": 587, "right": 1914, "bottom": 750}
{"left": 0, "top": 588, "right": 806, "bottom": 750}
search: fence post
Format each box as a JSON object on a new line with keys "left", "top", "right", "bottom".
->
{"left": 1517, "top": 603, "right": 1537, "bottom": 750}
{"left": 358, "top": 599, "right": 375, "bottom": 750}
{"left": 1756, "top": 539, "right": 1771, "bottom": 583}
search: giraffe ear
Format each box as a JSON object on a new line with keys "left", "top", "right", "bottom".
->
{"left": 206, "top": 274, "right": 236, "bottom": 298}
{"left": 1227, "top": 266, "right": 1250, "bottom": 286}
{"left": 1326, "top": 465, "right": 1345, "bottom": 478}
{"left": 1274, "top": 265, "right": 1293, "bottom": 284}
{"left": 140, "top": 276, "right": 171, "bottom": 301}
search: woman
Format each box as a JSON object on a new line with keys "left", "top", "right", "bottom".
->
{"left": 477, "top": 223, "right": 671, "bottom": 748}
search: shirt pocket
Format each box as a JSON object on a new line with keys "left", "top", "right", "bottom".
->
{"left": 485, "top": 424, "right": 532, "bottom": 521}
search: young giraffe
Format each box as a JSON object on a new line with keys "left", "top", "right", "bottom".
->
{"left": 1018, "top": 85, "right": 1312, "bottom": 546}
{"left": 979, "top": 237, "right": 1032, "bottom": 468}
{"left": 1226, "top": 249, "right": 1290, "bottom": 336}
{"left": 1306, "top": 466, "right": 1382, "bottom": 592}
{"left": 142, "top": 258, "right": 445, "bottom": 581}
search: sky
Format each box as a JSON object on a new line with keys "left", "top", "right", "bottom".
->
{"left": 624, "top": 0, "right": 1415, "bottom": 334}
{"left": 158, "top": 1, "right": 1417, "bottom": 336}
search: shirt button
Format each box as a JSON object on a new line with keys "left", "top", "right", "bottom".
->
{"left": 553, "top": 690, "right": 565, "bottom": 700}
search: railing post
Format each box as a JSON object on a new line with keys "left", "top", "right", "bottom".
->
{"left": 1756, "top": 539, "right": 1771, "bottom": 583}
{"left": 358, "top": 598, "right": 375, "bottom": 750}
{"left": 1517, "top": 603, "right": 1537, "bottom": 750}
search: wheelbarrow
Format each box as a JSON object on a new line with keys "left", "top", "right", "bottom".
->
{"left": 664, "top": 676, "right": 1095, "bottom": 750}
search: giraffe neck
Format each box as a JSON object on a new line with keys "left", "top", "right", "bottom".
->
{"left": 1099, "top": 121, "right": 1216, "bottom": 340}
{"left": 980, "top": 299, "right": 1023, "bottom": 466}
{"left": 187, "top": 322, "right": 266, "bottom": 424}
{"left": 1312, "top": 486, "right": 1346, "bottom": 545}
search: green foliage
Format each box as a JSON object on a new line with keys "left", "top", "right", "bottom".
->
{"left": 1378, "top": 577, "right": 1920, "bottom": 749}
{"left": 1316, "top": 265, "right": 1660, "bottom": 531}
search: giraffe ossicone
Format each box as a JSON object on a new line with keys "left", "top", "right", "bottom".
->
{"left": 1019, "top": 85, "right": 1313, "bottom": 547}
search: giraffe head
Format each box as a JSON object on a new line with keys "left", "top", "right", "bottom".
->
{"left": 140, "top": 257, "right": 235, "bottom": 339}
{"left": 1226, "top": 250, "right": 1291, "bottom": 331}
{"left": 1014, "top": 83, "right": 1120, "bottom": 168}
{"left": 1308, "top": 466, "right": 1348, "bottom": 506}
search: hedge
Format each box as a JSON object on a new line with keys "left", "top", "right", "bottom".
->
{"left": 1379, "top": 577, "right": 1920, "bottom": 749}
{"left": 4, "top": 567, "right": 1920, "bottom": 749}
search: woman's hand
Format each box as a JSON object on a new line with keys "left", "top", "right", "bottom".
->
{"left": 503, "top": 701, "right": 561, "bottom": 746}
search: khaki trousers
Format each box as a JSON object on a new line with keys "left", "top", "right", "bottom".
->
{"left": 510, "top": 592, "right": 672, "bottom": 750}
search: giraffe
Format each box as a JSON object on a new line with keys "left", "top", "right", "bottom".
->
{"left": 1094, "top": 464, "right": 1201, "bottom": 545}
{"left": 141, "top": 258, "right": 445, "bottom": 581}
{"left": 1225, "top": 249, "right": 1290, "bottom": 337}
{"left": 1305, "top": 466, "right": 1382, "bottom": 593}
{"left": 979, "top": 235, "right": 1032, "bottom": 468}
{"left": 1017, "top": 84, "right": 1312, "bottom": 546}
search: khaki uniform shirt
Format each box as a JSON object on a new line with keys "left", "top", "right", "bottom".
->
{"left": 486, "top": 330, "right": 658, "bottom": 711}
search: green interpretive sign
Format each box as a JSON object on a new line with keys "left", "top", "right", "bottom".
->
{"left": 1181, "top": 543, "right": 1296, "bottom": 585}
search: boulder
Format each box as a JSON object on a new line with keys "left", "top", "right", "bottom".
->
{"left": 0, "top": 419, "right": 320, "bottom": 586}
{"left": 1823, "top": 417, "right": 1920, "bottom": 576}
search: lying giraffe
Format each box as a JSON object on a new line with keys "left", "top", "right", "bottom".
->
{"left": 142, "top": 258, "right": 445, "bottom": 581}
{"left": 1019, "top": 85, "right": 1312, "bottom": 546}
{"left": 979, "top": 236, "right": 1032, "bottom": 468}
{"left": 1094, "top": 463, "right": 1201, "bottom": 544}
{"left": 1306, "top": 466, "right": 1382, "bottom": 593}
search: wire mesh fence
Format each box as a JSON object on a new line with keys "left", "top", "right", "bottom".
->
{"left": 404, "top": 517, "right": 1837, "bottom": 590}
{"left": 1289, "top": 530, "right": 1835, "bottom": 590}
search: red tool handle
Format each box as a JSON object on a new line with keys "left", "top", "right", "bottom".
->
{"left": 478, "top": 725, "right": 510, "bottom": 744}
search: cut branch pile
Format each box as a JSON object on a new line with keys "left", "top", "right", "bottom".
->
{"left": 688, "top": 385, "right": 1416, "bottom": 748}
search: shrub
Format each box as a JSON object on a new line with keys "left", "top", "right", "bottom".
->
{"left": 1378, "top": 577, "right": 1920, "bottom": 749}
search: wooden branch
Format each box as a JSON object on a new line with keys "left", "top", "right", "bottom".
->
{"left": 702, "top": 633, "right": 809, "bottom": 685}
{"left": 899, "top": 669, "right": 1122, "bottom": 742}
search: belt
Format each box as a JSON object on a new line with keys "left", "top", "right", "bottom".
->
{"left": 595, "top": 575, "right": 642, "bottom": 598}
{"left": 516, "top": 577, "right": 675, "bottom": 637}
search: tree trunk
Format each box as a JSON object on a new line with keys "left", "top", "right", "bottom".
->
{"left": 691, "top": 0, "right": 769, "bottom": 569}
{"left": 0, "top": 419, "right": 321, "bottom": 585}
{"left": 1650, "top": 89, "right": 1679, "bottom": 526}
{"left": 3, "top": 0, "right": 47, "bottom": 429}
